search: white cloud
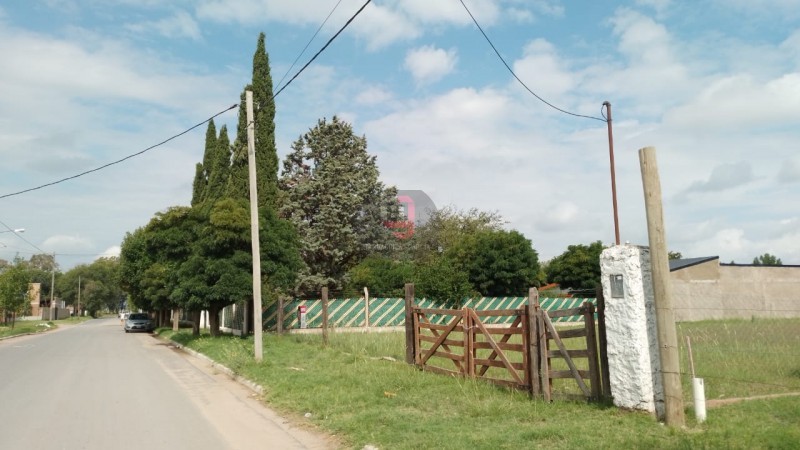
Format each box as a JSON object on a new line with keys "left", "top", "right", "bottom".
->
{"left": 685, "top": 161, "right": 754, "bottom": 194}
{"left": 404, "top": 46, "right": 458, "bottom": 85}
{"left": 125, "top": 10, "right": 202, "bottom": 41}
{"left": 513, "top": 39, "right": 575, "bottom": 100}
{"left": 778, "top": 159, "right": 800, "bottom": 183}
{"left": 664, "top": 74, "right": 800, "bottom": 131}
{"left": 399, "top": 0, "right": 499, "bottom": 25}
{"left": 355, "top": 86, "right": 393, "bottom": 106}
{"left": 42, "top": 235, "right": 93, "bottom": 254}
{"left": 99, "top": 246, "right": 121, "bottom": 259}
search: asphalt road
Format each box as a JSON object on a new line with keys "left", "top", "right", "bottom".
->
{"left": 0, "top": 318, "right": 333, "bottom": 450}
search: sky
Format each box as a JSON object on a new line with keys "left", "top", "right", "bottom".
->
{"left": 1, "top": 0, "right": 799, "bottom": 271}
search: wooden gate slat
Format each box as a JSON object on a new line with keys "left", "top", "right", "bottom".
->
{"left": 477, "top": 315, "right": 522, "bottom": 377}
{"left": 469, "top": 309, "right": 523, "bottom": 385}
{"left": 420, "top": 313, "right": 463, "bottom": 366}
{"left": 418, "top": 313, "right": 464, "bottom": 372}
{"left": 542, "top": 311, "right": 591, "bottom": 397}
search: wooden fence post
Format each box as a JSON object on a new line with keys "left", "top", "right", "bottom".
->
{"left": 527, "top": 287, "right": 541, "bottom": 397}
{"left": 364, "top": 287, "right": 370, "bottom": 328}
{"left": 277, "top": 297, "right": 284, "bottom": 335}
{"left": 596, "top": 286, "right": 611, "bottom": 400}
{"left": 584, "top": 302, "right": 601, "bottom": 401}
{"left": 322, "top": 287, "right": 329, "bottom": 346}
{"left": 404, "top": 283, "right": 415, "bottom": 365}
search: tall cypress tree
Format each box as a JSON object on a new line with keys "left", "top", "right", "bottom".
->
{"left": 252, "top": 32, "right": 278, "bottom": 212}
{"left": 228, "top": 32, "right": 278, "bottom": 212}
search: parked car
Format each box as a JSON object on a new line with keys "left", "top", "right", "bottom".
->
{"left": 124, "top": 313, "right": 154, "bottom": 333}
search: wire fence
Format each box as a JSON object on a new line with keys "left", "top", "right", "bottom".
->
{"left": 676, "top": 310, "right": 800, "bottom": 404}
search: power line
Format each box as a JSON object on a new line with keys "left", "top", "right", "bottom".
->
{"left": 458, "top": 0, "right": 605, "bottom": 123}
{"left": 0, "top": 2, "right": 369, "bottom": 202}
{"left": 0, "top": 218, "right": 46, "bottom": 254}
{"left": 274, "top": 0, "right": 344, "bottom": 93}
{"left": 274, "top": 0, "right": 372, "bottom": 99}
{"left": 0, "top": 104, "right": 238, "bottom": 201}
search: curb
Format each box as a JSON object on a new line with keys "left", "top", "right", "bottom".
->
{"left": 162, "top": 336, "right": 265, "bottom": 395}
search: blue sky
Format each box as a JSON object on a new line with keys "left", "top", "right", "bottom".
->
{"left": 1, "top": 0, "right": 799, "bottom": 270}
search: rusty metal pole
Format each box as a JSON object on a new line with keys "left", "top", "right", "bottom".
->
{"left": 604, "top": 101, "right": 621, "bottom": 245}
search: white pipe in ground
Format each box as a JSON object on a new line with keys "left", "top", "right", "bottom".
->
{"left": 692, "top": 377, "right": 707, "bottom": 423}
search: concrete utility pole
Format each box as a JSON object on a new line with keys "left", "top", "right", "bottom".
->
{"left": 77, "top": 276, "right": 81, "bottom": 317}
{"left": 639, "top": 146, "right": 685, "bottom": 427}
{"left": 49, "top": 254, "right": 56, "bottom": 321}
{"left": 246, "top": 90, "right": 264, "bottom": 362}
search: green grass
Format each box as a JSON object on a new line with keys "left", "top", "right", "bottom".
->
{"left": 0, "top": 316, "right": 94, "bottom": 339}
{"left": 0, "top": 319, "right": 56, "bottom": 338}
{"left": 162, "top": 320, "right": 800, "bottom": 450}
{"left": 677, "top": 318, "right": 800, "bottom": 400}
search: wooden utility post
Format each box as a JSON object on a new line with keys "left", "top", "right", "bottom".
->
{"left": 246, "top": 90, "right": 263, "bottom": 362}
{"left": 321, "top": 287, "right": 329, "bottom": 346}
{"left": 404, "top": 283, "right": 415, "bottom": 364}
{"left": 639, "top": 146, "right": 685, "bottom": 427}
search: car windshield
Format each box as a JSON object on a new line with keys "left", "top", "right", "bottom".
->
{"left": 128, "top": 313, "right": 149, "bottom": 320}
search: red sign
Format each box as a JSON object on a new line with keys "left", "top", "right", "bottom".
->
{"left": 298, "top": 305, "right": 307, "bottom": 314}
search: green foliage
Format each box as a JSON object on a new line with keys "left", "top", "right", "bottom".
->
{"left": 280, "top": 116, "right": 399, "bottom": 296}
{"left": 668, "top": 251, "right": 683, "bottom": 260}
{"left": 454, "top": 229, "right": 540, "bottom": 296}
{"left": 119, "top": 207, "right": 196, "bottom": 313}
{"left": 230, "top": 32, "right": 279, "bottom": 213}
{"left": 414, "top": 256, "right": 475, "bottom": 305}
{"left": 407, "top": 206, "right": 504, "bottom": 261}
{"left": 345, "top": 256, "right": 414, "bottom": 297}
{"left": 752, "top": 253, "right": 782, "bottom": 265}
{"left": 59, "top": 257, "right": 122, "bottom": 316}
{"left": 545, "top": 241, "right": 605, "bottom": 292}
{"left": 0, "top": 258, "right": 29, "bottom": 324}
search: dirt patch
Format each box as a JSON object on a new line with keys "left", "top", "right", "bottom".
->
{"left": 706, "top": 392, "right": 800, "bottom": 408}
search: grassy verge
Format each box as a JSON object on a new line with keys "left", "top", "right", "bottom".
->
{"left": 162, "top": 323, "right": 800, "bottom": 450}
{"left": 0, "top": 316, "right": 94, "bottom": 339}
{"left": 0, "top": 319, "right": 56, "bottom": 338}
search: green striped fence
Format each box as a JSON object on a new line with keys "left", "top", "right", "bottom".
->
{"left": 262, "top": 297, "right": 596, "bottom": 331}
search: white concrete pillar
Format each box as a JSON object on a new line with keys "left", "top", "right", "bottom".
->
{"left": 600, "top": 244, "right": 664, "bottom": 417}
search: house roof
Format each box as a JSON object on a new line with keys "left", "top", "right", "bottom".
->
{"left": 669, "top": 256, "right": 719, "bottom": 272}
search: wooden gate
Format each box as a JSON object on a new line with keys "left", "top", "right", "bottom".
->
{"left": 408, "top": 287, "right": 606, "bottom": 401}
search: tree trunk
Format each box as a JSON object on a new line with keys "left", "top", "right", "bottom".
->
{"left": 192, "top": 310, "right": 201, "bottom": 336}
{"left": 209, "top": 305, "right": 221, "bottom": 337}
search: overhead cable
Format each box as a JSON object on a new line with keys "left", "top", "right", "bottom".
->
{"left": 274, "top": 0, "right": 345, "bottom": 93}
{"left": 0, "top": 104, "right": 238, "bottom": 200}
{"left": 274, "top": 0, "right": 372, "bottom": 99}
{"left": 459, "top": 0, "right": 605, "bottom": 122}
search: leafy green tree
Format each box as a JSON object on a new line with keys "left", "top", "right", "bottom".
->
{"left": 345, "top": 256, "right": 414, "bottom": 297}
{"left": 414, "top": 256, "right": 475, "bottom": 305}
{"left": 408, "top": 206, "right": 504, "bottom": 262}
{"left": 119, "top": 207, "right": 196, "bottom": 320}
{"left": 668, "top": 251, "right": 683, "bottom": 260}
{"left": 280, "top": 116, "right": 400, "bottom": 296}
{"left": 453, "top": 229, "right": 540, "bottom": 296}
{"left": 0, "top": 258, "right": 30, "bottom": 327}
{"left": 545, "top": 241, "right": 605, "bottom": 292}
{"left": 119, "top": 227, "right": 149, "bottom": 311}
{"left": 59, "top": 257, "right": 122, "bottom": 317}
{"left": 20, "top": 254, "right": 58, "bottom": 303}
{"left": 752, "top": 253, "right": 782, "bottom": 265}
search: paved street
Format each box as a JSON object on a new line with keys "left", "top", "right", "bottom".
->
{"left": 0, "top": 318, "right": 333, "bottom": 450}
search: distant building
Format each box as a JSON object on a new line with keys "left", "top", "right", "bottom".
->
{"left": 387, "top": 190, "right": 437, "bottom": 239}
{"left": 670, "top": 256, "right": 800, "bottom": 321}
